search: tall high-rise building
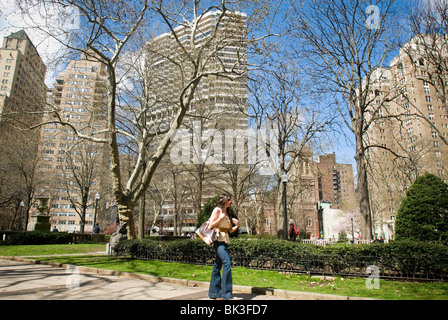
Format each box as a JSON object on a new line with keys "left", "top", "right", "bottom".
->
{"left": 34, "top": 51, "right": 109, "bottom": 232}
{"left": 0, "top": 30, "right": 47, "bottom": 124}
{"left": 145, "top": 10, "right": 248, "bottom": 132}
{"left": 316, "top": 153, "right": 356, "bottom": 212}
{"left": 367, "top": 35, "right": 448, "bottom": 239}
{"left": 143, "top": 10, "right": 248, "bottom": 234}
{"left": 288, "top": 146, "right": 357, "bottom": 239}
{"left": 0, "top": 30, "right": 47, "bottom": 229}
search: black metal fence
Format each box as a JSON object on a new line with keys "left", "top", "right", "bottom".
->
{"left": 111, "top": 244, "right": 448, "bottom": 282}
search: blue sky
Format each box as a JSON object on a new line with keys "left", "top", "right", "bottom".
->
{"left": 0, "top": 0, "right": 434, "bottom": 179}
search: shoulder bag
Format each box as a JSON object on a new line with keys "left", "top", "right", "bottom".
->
{"left": 195, "top": 220, "right": 217, "bottom": 245}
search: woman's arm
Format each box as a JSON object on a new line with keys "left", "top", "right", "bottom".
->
{"left": 229, "top": 218, "right": 239, "bottom": 233}
{"left": 208, "top": 207, "right": 225, "bottom": 229}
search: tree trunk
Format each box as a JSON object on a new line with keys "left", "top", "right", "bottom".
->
{"left": 80, "top": 208, "right": 86, "bottom": 233}
{"left": 173, "top": 195, "right": 178, "bottom": 236}
{"left": 118, "top": 204, "right": 136, "bottom": 239}
{"left": 138, "top": 194, "right": 145, "bottom": 239}
{"left": 355, "top": 143, "right": 373, "bottom": 240}
{"left": 276, "top": 180, "right": 288, "bottom": 239}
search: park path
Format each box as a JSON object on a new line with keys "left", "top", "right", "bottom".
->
{"left": 0, "top": 258, "right": 287, "bottom": 300}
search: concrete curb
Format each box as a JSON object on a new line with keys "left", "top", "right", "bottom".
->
{"left": 0, "top": 255, "right": 376, "bottom": 300}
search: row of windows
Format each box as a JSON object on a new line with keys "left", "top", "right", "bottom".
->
{"left": 264, "top": 217, "right": 314, "bottom": 228}
{"left": 53, "top": 220, "right": 76, "bottom": 225}
{"left": 51, "top": 212, "right": 94, "bottom": 218}
{"left": 51, "top": 204, "right": 75, "bottom": 209}
{"left": 0, "top": 58, "right": 15, "bottom": 63}
{"left": 67, "top": 87, "right": 91, "bottom": 92}
{"left": 66, "top": 94, "right": 91, "bottom": 99}
{"left": 65, "top": 100, "right": 90, "bottom": 106}
{"left": 52, "top": 220, "right": 94, "bottom": 225}
{"left": 67, "top": 80, "right": 91, "bottom": 86}
{"left": 51, "top": 204, "right": 98, "bottom": 211}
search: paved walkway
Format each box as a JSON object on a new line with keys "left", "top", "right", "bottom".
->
{"left": 0, "top": 256, "right": 370, "bottom": 301}
{"left": 0, "top": 257, "right": 287, "bottom": 300}
{"left": 0, "top": 258, "right": 204, "bottom": 300}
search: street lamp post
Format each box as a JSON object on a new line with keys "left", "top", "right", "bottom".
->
{"left": 281, "top": 173, "right": 289, "bottom": 240}
{"left": 93, "top": 192, "right": 100, "bottom": 227}
{"left": 351, "top": 217, "right": 355, "bottom": 244}
{"left": 19, "top": 201, "right": 25, "bottom": 231}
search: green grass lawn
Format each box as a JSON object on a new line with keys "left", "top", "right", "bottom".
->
{"left": 0, "top": 243, "right": 106, "bottom": 256}
{"left": 1, "top": 244, "right": 447, "bottom": 300}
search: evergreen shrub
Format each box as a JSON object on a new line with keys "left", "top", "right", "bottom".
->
{"left": 115, "top": 238, "right": 448, "bottom": 267}
{"left": 3, "top": 230, "right": 73, "bottom": 245}
{"left": 395, "top": 173, "right": 448, "bottom": 242}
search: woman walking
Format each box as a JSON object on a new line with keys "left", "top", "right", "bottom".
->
{"left": 208, "top": 193, "right": 240, "bottom": 300}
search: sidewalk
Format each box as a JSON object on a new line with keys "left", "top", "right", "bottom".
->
{"left": 0, "top": 255, "right": 372, "bottom": 300}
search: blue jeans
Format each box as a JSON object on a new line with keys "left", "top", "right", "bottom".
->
{"left": 208, "top": 241, "right": 233, "bottom": 300}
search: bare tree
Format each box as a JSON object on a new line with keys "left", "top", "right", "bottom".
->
{"left": 146, "top": 176, "right": 171, "bottom": 235}
{"left": 249, "top": 60, "right": 332, "bottom": 235}
{"left": 172, "top": 170, "right": 194, "bottom": 236}
{"left": 14, "top": 0, "right": 281, "bottom": 239}
{"left": 290, "top": 0, "right": 401, "bottom": 239}
{"left": 61, "top": 141, "right": 102, "bottom": 233}
{"left": 245, "top": 174, "right": 277, "bottom": 234}
{"left": 0, "top": 127, "right": 41, "bottom": 230}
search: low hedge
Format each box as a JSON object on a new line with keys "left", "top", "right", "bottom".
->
{"left": 1, "top": 230, "right": 73, "bottom": 245}
{"left": 113, "top": 238, "right": 448, "bottom": 280}
{"left": 114, "top": 238, "right": 448, "bottom": 262}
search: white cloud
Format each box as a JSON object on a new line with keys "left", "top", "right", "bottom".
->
{"left": 0, "top": 2, "right": 80, "bottom": 87}
{"left": 420, "top": 0, "right": 448, "bottom": 11}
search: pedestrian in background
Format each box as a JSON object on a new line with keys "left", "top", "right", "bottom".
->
{"left": 289, "top": 219, "right": 298, "bottom": 241}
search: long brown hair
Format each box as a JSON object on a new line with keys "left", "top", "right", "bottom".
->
{"left": 216, "top": 193, "right": 230, "bottom": 211}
